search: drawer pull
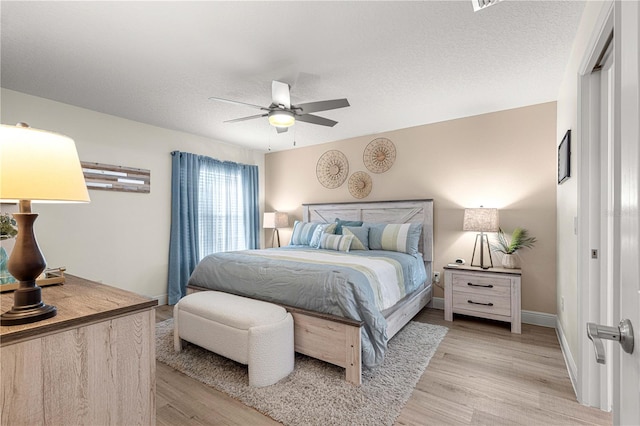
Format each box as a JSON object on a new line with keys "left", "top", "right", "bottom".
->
{"left": 467, "top": 300, "right": 494, "bottom": 307}
{"left": 467, "top": 282, "right": 494, "bottom": 288}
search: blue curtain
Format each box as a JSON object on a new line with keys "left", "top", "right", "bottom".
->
{"left": 168, "top": 151, "right": 259, "bottom": 304}
{"left": 241, "top": 163, "right": 260, "bottom": 249}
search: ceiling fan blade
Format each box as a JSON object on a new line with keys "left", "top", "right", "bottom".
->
{"left": 209, "top": 96, "right": 267, "bottom": 111}
{"left": 272, "top": 81, "right": 291, "bottom": 109}
{"left": 276, "top": 126, "right": 288, "bottom": 134}
{"left": 296, "top": 114, "right": 338, "bottom": 127}
{"left": 295, "top": 99, "right": 350, "bottom": 114}
{"left": 224, "top": 113, "right": 268, "bottom": 123}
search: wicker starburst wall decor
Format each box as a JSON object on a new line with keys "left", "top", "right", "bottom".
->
{"left": 348, "top": 171, "right": 372, "bottom": 199}
{"left": 363, "top": 138, "right": 396, "bottom": 173}
{"left": 316, "top": 150, "right": 349, "bottom": 189}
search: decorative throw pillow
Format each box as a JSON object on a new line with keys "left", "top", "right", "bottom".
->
{"left": 289, "top": 221, "right": 323, "bottom": 246}
{"left": 309, "top": 223, "right": 337, "bottom": 248}
{"left": 334, "top": 218, "right": 364, "bottom": 235}
{"left": 319, "top": 233, "right": 354, "bottom": 252}
{"left": 367, "top": 223, "right": 422, "bottom": 254}
{"left": 342, "top": 226, "right": 369, "bottom": 250}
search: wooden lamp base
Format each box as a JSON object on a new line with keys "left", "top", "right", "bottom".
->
{"left": 0, "top": 206, "right": 57, "bottom": 326}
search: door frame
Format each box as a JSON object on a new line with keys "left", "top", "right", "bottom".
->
{"left": 577, "top": 2, "right": 640, "bottom": 419}
{"left": 576, "top": 1, "right": 614, "bottom": 410}
{"left": 613, "top": 0, "right": 640, "bottom": 423}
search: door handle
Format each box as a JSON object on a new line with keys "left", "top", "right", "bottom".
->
{"left": 586, "top": 319, "right": 634, "bottom": 364}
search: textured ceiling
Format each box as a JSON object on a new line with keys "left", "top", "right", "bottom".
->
{"left": 1, "top": 1, "right": 585, "bottom": 153}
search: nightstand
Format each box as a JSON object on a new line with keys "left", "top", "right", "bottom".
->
{"left": 444, "top": 265, "right": 521, "bottom": 333}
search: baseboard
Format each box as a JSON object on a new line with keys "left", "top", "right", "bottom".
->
{"left": 428, "top": 297, "right": 556, "bottom": 328}
{"left": 556, "top": 317, "right": 578, "bottom": 395}
{"left": 522, "top": 310, "right": 556, "bottom": 328}
{"left": 428, "top": 296, "right": 445, "bottom": 310}
{"left": 153, "top": 293, "right": 168, "bottom": 306}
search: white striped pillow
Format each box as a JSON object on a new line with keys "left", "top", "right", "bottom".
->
{"left": 309, "top": 223, "right": 337, "bottom": 248}
{"left": 319, "top": 233, "right": 354, "bottom": 252}
{"left": 368, "top": 223, "right": 422, "bottom": 254}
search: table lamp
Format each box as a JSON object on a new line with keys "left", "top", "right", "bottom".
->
{"left": 463, "top": 207, "right": 499, "bottom": 269}
{"left": 263, "top": 211, "right": 288, "bottom": 248}
{"left": 0, "top": 123, "right": 90, "bottom": 325}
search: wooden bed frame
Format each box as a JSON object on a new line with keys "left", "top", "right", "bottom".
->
{"left": 189, "top": 199, "right": 434, "bottom": 385}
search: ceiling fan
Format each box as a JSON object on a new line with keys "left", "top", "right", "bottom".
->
{"left": 209, "top": 81, "right": 350, "bottom": 133}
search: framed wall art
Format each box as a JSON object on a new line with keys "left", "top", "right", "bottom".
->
{"left": 81, "top": 162, "right": 151, "bottom": 193}
{"left": 558, "top": 130, "right": 571, "bottom": 184}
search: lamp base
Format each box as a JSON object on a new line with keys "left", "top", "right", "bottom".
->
{"left": 271, "top": 228, "right": 281, "bottom": 248}
{"left": 0, "top": 303, "right": 57, "bottom": 326}
{"left": 0, "top": 285, "right": 57, "bottom": 326}
{"left": 470, "top": 232, "right": 494, "bottom": 270}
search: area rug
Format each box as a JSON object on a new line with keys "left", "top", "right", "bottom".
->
{"left": 156, "top": 318, "right": 448, "bottom": 426}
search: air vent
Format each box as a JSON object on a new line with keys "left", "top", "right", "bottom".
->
{"left": 473, "top": 0, "right": 504, "bottom": 12}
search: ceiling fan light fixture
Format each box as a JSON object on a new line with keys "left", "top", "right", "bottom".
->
{"left": 268, "top": 110, "right": 295, "bottom": 127}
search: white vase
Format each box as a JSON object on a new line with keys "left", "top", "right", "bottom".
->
{"left": 502, "top": 253, "right": 519, "bottom": 269}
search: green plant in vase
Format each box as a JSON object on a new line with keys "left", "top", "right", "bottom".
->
{"left": 491, "top": 227, "right": 537, "bottom": 269}
{"left": 0, "top": 212, "right": 18, "bottom": 284}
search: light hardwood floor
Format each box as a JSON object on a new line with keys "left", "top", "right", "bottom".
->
{"left": 155, "top": 305, "right": 611, "bottom": 425}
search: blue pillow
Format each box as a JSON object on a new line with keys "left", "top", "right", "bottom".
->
{"left": 367, "top": 223, "right": 422, "bottom": 254}
{"left": 343, "top": 226, "right": 369, "bottom": 250}
{"left": 289, "top": 221, "right": 323, "bottom": 246}
{"left": 334, "top": 218, "right": 363, "bottom": 235}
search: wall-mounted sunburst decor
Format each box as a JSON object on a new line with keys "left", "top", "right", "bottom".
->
{"left": 364, "top": 137, "right": 396, "bottom": 173}
{"left": 348, "top": 171, "right": 372, "bottom": 199}
{"left": 316, "top": 150, "right": 349, "bottom": 188}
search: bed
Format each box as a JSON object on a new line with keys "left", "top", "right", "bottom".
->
{"left": 187, "top": 199, "right": 433, "bottom": 384}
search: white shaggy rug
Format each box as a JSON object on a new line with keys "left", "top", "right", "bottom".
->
{"left": 156, "top": 318, "right": 447, "bottom": 426}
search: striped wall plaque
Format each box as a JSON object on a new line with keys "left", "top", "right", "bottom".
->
{"left": 81, "top": 162, "right": 150, "bottom": 193}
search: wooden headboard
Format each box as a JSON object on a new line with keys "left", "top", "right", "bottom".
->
{"left": 303, "top": 199, "right": 434, "bottom": 262}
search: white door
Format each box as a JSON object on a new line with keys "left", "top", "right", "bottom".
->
{"left": 580, "top": 1, "right": 640, "bottom": 425}
{"left": 613, "top": 1, "right": 639, "bottom": 423}
{"left": 581, "top": 1, "right": 639, "bottom": 422}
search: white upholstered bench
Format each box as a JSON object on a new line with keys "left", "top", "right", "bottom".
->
{"left": 173, "top": 291, "right": 294, "bottom": 387}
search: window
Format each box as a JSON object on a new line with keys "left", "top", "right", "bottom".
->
{"left": 197, "top": 161, "right": 248, "bottom": 256}
{"left": 168, "top": 151, "right": 260, "bottom": 304}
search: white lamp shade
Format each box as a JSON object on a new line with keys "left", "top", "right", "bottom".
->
{"left": 0, "top": 124, "right": 90, "bottom": 203}
{"left": 463, "top": 208, "right": 499, "bottom": 232}
{"left": 263, "top": 212, "right": 288, "bottom": 229}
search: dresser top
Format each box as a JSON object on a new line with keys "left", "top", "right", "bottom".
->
{"left": 1, "top": 274, "right": 157, "bottom": 345}
{"left": 444, "top": 264, "right": 522, "bottom": 275}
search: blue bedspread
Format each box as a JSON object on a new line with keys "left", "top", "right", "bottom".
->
{"left": 187, "top": 247, "right": 428, "bottom": 368}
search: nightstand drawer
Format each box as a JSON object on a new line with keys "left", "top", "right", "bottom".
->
{"left": 451, "top": 273, "right": 511, "bottom": 297}
{"left": 452, "top": 291, "right": 511, "bottom": 317}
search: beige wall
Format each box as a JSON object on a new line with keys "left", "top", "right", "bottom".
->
{"left": 1, "top": 87, "right": 559, "bottom": 315}
{"left": 265, "top": 102, "right": 558, "bottom": 314}
{"left": 1, "top": 89, "right": 264, "bottom": 303}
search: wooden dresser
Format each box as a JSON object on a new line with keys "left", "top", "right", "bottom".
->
{"left": 0, "top": 275, "right": 158, "bottom": 425}
{"left": 444, "top": 265, "right": 522, "bottom": 333}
